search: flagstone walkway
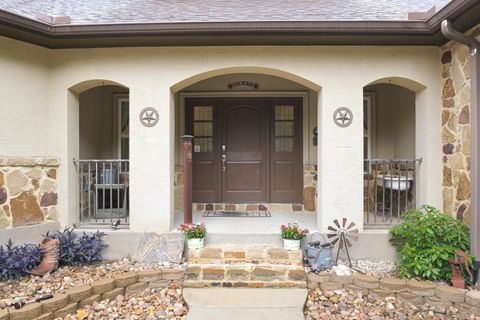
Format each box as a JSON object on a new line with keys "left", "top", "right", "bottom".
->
{"left": 183, "top": 288, "right": 307, "bottom": 320}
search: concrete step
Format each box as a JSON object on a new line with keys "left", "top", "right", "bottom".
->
{"left": 205, "top": 233, "right": 283, "bottom": 247}
{"left": 184, "top": 288, "right": 307, "bottom": 320}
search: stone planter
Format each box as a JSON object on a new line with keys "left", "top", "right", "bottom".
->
{"left": 283, "top": 239, "right": 301, "bottom": 250}
{"left": 188, "top": 238, "right": 205, "bottom": 249}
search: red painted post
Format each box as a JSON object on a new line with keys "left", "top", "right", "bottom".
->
{"left": 183, "top": 135, "right": 194, "bottom": 224}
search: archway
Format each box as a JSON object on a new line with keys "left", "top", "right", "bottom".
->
{"left": 67, "top": 80, "right": 130, "bottom": 227}
{"left": 363, "top": 77, "right": 427, "bottom": 225}
{"left": 170, "top": 68, "right": 322, "bottom": 231}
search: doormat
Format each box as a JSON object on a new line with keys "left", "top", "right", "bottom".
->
{"left": 203, "top": 211, "right": 271, "bottom": 217}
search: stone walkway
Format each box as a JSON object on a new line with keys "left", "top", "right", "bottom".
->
{"left": 183, "top": 288, "right": 307, "bottom": 320}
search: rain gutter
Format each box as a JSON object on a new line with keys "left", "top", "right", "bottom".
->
{"left": 441, "top": 20, "right": 480, "bottom": 284}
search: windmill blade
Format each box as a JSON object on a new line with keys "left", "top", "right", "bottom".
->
{"left": 345, "top": 238, "right": 352, "bottom": 248}
{"left": 349, "top": 228, "right": 359, "bottom": 234}
{"left": 327, "top": 226, "right": 338, "bottom": 232}
{"left": 327, "top": 233, "right": 338, "bottom": 239}
{"left": 331, "top": 238, "right": 339, "bottom": 246}
{"left": 342, "top": 218, "right": 347, "bottom": 228}
{"left": 333, "top": 219, "right": 341, "bottom": 229}
{"left": 347, "top": 221, "right": 356, "bottom": 230}
{"left": 348, "top": 234, "right": 359, "bottom": 241}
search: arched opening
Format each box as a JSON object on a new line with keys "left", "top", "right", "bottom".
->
{"left": 171, "top": 69, "right": 321, "bottom": 231}
{"left": 363, "top": 77, "right": 425, "bottom": 225}
{"left": 68, "top": 80, "right": 130, "bottom": 227}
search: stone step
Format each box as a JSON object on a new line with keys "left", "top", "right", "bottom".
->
{"left": 185, "top": 263, "right": 307, "bottom": 288}
{"left": 184, "top": 288, "right": 307, "bottom": 320}
{"left": 186, "top": 246, "right": 306, "bottom": 288}
{"left": 188, "top": 246, "right": 303, "bottom": 266}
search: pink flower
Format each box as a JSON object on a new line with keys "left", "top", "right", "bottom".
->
{"left": 281, "top": 224, "right": 286, "bottom": 229}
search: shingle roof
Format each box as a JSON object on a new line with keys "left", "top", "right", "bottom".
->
{"left": 0, "top": 0, "right": 452, "bottom": 25}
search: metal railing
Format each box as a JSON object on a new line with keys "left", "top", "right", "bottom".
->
{"left": 364, "top": 158, "right": 421, "bottom": 226}
{"left": 74, "top": 159, "right": 129, "bottom": 226}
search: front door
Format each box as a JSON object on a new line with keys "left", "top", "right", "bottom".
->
{"left": 186, "top": 97, "right": 302, "bottom": 204}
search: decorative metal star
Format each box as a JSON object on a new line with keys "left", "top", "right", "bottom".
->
{"left": 139, "top": 107, "right": 159, "bottom": 127}
{"left": 333, "top": 107, "right": 353, "bottom": 127}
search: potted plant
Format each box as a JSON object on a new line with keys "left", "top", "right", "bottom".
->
{"left": 178, "top": 223, "right": 207, "bottom": 249}
{"left": 281, "top": 222, "right": 309, "bottom": 250}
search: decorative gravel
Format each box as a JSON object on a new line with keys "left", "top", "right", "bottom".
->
{"left": 305, "top": 259, "right": 398, "bottom": 278}
{"left": 64, "top": 285, "right": 187, "bottom": 320}
{"left": 0, "top": 259, "right": 186, "bottom": 308}
{"left": 305, "top": 288, "right": 479, "bottom": 320}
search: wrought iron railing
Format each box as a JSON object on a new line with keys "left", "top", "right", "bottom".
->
{"left": 74, "top": 159, "right": 129, "bottom": 226}
{"left": 364, "top": 158, "right": 421, "bottom": 226}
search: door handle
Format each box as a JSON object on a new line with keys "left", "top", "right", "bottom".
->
{"left": 221, "top": 154, "right": 226, "bottom": 171}
{"left": 222, "top": 145, "right": 226, "bottom": 152}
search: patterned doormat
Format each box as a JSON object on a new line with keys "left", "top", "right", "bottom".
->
{"left": 203, "top": 211, "right": 271, "bottom": 217}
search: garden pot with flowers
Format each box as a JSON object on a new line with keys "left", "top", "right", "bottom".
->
{"left": 281, "top": 222, "right": 309, "bottom": 250}
{"left": 178, "top": 223, "right": 207, "bottom": 249}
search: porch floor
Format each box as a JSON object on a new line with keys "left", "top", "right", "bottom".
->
{"left": 174, "top": 211, "right": 317, "bottom": 234}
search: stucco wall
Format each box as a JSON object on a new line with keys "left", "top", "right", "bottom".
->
{"left": 0, "top": 34, "right": 442, "bottom": 233}
{"left": 440, "top": 24, "right": 480, "bottom": 224}
{"left": 0, "top": 37, "right": 50, "bottom": 156}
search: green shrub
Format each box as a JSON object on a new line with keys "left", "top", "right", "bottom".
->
{"left": 390, "top": 205, "right": 471, "bottom": 281}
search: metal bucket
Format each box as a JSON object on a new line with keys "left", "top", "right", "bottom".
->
{"left": 304, "top": 232, "right": 334, "bottom": 272}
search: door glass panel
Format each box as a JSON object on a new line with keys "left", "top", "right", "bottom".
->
{"left": 274, "top": 105, "right": 294, "bottom": 152}
{"left": 275, "top": 137, "right": 294, "bottom": 152}
{"left": 275, "top": 122, "right": 294, "bottom": 136}
{"left": 194, "top": 138, "right": 212, "bottom": 153}
{"left": 275, "top": 105, "right": 294, "bottom": 120}
{"left": 194, "top": 106, "right": 213, "bottom": 121}
{"left": 193, "top": 106, "right": 213, "bottom": 152}
{"left": 194, "top": 122, "right": 213, "bottom": 137}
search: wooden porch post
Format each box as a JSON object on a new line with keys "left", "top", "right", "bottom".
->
{"left": 183, "top": 135, "right": 194, "bottom": 224}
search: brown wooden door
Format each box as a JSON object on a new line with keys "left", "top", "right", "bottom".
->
{"left": 221, "top": 99, "right": 269, "bottom": 202}
{"left": 269, "top": 98, "right": 303, "bottom": 202}
{"left": 186, "top": 97, "right": 302, "bottom": 204}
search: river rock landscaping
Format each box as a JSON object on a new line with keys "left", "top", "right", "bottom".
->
{"left": 305, "top": 287, "right": 480, "bottom": 320}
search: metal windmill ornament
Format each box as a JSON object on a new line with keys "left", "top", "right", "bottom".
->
{"left": 327, "top": 218, "right": 359, "bottom": 267}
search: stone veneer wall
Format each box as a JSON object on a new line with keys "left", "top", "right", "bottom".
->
{"left": 441, "top": 25, "right": 480, "bottom": 224}
{"left": 0, "top": 267, "right": 184, "bottom": 320}
{"left": 174, "top": 164, "right": 317, "bottom": 213}
{"left": 308, "top": 272, "right": 480, "bottom": 314}
{"left": 0, "top": 157, "right": 60, "bottom": 229}
{"left": 440, "top": 24, "right": 480, "bottom": 224}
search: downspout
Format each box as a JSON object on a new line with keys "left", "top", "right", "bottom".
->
{"left": 441, "top": 20, "right": 480, "bottom": 284}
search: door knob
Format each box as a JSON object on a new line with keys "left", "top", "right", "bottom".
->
{"left": 222, "top": 145, "right": 226, "bottom": 152}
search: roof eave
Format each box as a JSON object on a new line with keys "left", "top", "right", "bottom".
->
{"left": 0, "top": 0, "right": 479, "bottom": 48}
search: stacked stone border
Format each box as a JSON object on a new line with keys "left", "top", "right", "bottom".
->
{"left": 174, "top": 164, "right": 317, "bottom": 213}
{"left": 0, "top": 267, "right": 184, "bottom": 320}
{"left": 0, "top": 157, "right": 60, "bottom": 229}
{"left": 308, "top": 272, "right": 480, "bottom": 314}
{"left": 185, "top": 247, "right": 306, "bottom": 288}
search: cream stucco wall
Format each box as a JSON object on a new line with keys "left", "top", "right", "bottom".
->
{"left": 0, "top": 35, "right": 442, "bottom": 233}
{"left": 0, "top": 37, "right": 50, "bottom": 156}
